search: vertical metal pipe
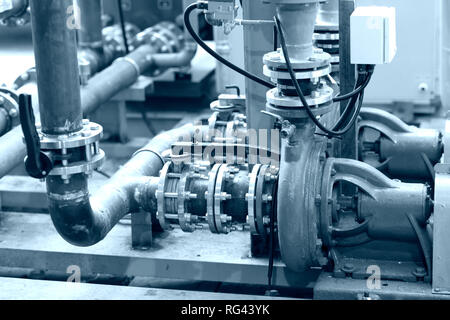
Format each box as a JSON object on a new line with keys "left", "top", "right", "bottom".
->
{"left": 317, "top": 0, "right": 339, "bottom": 26}
{"left": 77, "top": 0, "right": 103, "bottom": 48}
{"left": 29, "top": 0, "right": 83, "bottom": 135}
{"left": 338, "top": 0, "right": 356, "bottom": 159}
{"left": 276, "top": 2, "right": 318, "bottom": 60}
{"left": 242, "top": 0, "right": 276, "bottom": 132}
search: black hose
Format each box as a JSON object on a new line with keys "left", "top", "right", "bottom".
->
{"left": 333, "top": 72, "right": 372, "bottom": 102}
{"left": 333, "top": 73, "right": 372, "bottom": 131}
{"left": 117, "top": 0, "right": 130, "bottom": 54}
{"left": 275, "top": 16, "right": 371, "bottom": 138}
{"left": 184, "top": 2, "right": 275, "bottom": 89}
{"left": 334, "top": 91, "right": 365, "bottom": 135}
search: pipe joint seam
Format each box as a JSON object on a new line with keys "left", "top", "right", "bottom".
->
{"left": 114, "top": 57, "right": 141, "bottom": 78}
{"left": 132, "top": 148, "right": 166, "bottom": 167}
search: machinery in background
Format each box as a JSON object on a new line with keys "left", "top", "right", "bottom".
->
{"left": 315, "top": 0, "right": 339, "bottom": 77}
{"left": 356, "top": 0, "right": 442, "bottom": 122}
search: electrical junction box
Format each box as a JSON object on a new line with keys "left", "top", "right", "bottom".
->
{"left": 350, "top": 6, "right": 397, "bottom": 64}
{"left": 206, "top": 0, "right": 237, "bottom": 23}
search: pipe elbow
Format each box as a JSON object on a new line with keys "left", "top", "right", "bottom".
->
{"left": 47, "top": 174, "right": 108, "bottom": 247}
{"left": 48, "top": 189, "right": 104, "bottom": 247}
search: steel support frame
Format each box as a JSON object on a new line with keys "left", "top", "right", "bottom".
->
{"left": 314, "top": 273, "right": 450, "bottom": 300}
{"left": 0, "top": 211, "right": 319, "bottom": 289}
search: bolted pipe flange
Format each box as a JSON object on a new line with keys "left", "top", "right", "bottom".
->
{"left": 263, "top": 49, "right": 331, "bottom": 80}
{"left": 263, "top": 48, "right": 334, "bottom": 119}
{"left": 39, "top": 119, "right": 103, "bottom": 150}
{"left": 156, "top": 161, "right": 208, "bottom": 232}
{"left": 35, "top": 120, "right": 105, "bottom": 180}
{"left": 247, "top": 164, "right": 279, "bottom": 236}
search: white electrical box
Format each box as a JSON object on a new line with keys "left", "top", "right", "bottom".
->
{"left": 350, "top": 6, "right": 397, "bottom": 64}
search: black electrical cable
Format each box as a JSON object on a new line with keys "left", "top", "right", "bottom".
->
{"left": 275, "top": 16, "right": 371, "bottom": 137}
{"left": 117, "top": 0, "right": 130, "bottom": 54}
{"left": 333, "top": 71, "right": 372, "bottom": 102}
{"left": 273, "top": 25, "right": 278, "bottom": 52}
{"left": 184, "top": 2, "right": 275, "bottom": 89}
{"left": 333, "top": 73, "right": 372, "bottom": 131}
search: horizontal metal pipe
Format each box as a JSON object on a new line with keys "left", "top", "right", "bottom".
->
{"left": 47, "top": 124, "right": 199, "bottom": 246}
{"left": 81, "top": 42, "right": 197, "bottom": 114}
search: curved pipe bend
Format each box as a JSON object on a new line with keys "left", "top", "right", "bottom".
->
{"left": 47, "top": 124, "right": 198, "bottom": 247}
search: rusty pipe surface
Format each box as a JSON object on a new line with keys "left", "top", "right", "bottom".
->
{"left": 47, "top": 123, "right": 199, "bottom": 246}
{"left": 78, "top": 0, "right": 103, "bottom": 47}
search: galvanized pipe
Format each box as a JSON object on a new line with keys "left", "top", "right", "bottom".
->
{"left": 29, "top": 0, "right": 83, "bottom": 135}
